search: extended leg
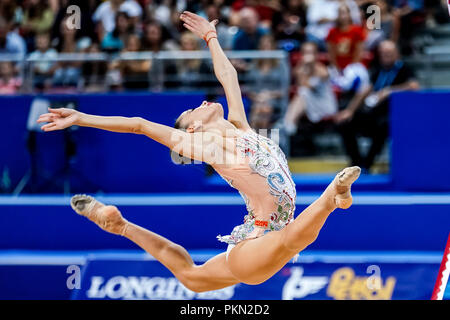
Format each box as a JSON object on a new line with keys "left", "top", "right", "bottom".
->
{"left": 280, "top": 166, "right": 360, "bottom": 251}
{"left": 70, "top": 195, "right": 239, "bottom": 292}
{"left": 226, "top": 167, "right": 361, "bottom": 285}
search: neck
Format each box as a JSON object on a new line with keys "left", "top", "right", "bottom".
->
{"left": 204, "top": 118, "right": 239, "bottom": 136}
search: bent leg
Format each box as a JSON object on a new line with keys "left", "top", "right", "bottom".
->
{"left": 227, "top": 167, "right": 361, "bottom": 285}
{"left": 124, "top": 223, "right": 240, "bottom": 292}
{"left": 70, "top": 195, "right": 239, "bottom": 292}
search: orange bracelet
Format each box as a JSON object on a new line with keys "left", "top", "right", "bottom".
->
{"left": 203, "top": 31, "right": 217, "bottom": 46}
{"left": 203, "top": 30, "right": 217, "bottom": 42}
{"left": 206, "top": 36, "right": 217, "bottom": 47}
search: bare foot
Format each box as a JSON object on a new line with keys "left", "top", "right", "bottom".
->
{"left": 70, "top": 195, "right": 129, "bottom": 235}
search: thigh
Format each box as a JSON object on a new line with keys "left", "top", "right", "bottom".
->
{"left": 226, "top": 230, "right": 298, "bottom": 285}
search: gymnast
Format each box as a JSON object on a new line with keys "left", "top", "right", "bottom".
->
{"left": 37, "top": 11, "right": 360, "bottom": 292}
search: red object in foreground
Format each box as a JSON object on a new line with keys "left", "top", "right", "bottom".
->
{"left": 255, "top": 220, "right": 269, "bottom": 228}
{"left": 431, "top": 233, "right": 450, "bottom": 300}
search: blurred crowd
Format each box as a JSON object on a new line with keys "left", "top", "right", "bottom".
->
{"left": 0, "top": 0, "right": 448, "bottom": 170}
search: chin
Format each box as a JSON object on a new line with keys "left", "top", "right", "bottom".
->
{"left": 213, "top": 103, "right": 224, "bottom": 116}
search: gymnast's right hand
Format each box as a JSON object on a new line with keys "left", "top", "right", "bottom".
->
{"left": 180, "top": 11, "right": 218, "bottom": 40}
{"left": 37, "top": 107, "right": 81, "bottom": 132}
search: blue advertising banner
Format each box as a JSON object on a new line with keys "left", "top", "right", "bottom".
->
{"left": 72, "top": 258, "right": 439, "bottom": 300}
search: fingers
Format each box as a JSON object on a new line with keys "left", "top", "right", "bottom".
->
{"left": 183, "top": 23, "right": 197, "bottom": 34}
{"left": 180, "top": 12, "right": 197, "bottom": 26}
{"left": 182, "top": 11, "right": 200, "bottom": 20}
{"left": 48, "top": 107, "right": 63, "bottom": 114}
{"left": 41, "top": 123, "right": 59, "bottom": 131}
{"left": 211, "top": 19, "right": 219, "bottom": 26}
{"left": 37, "top": 113, "right": 59, "bottom": 123}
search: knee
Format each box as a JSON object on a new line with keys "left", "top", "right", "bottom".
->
{"left": 177, "top": 268, "right": 208, "bottom": 293}
{"left": 180, "top": 278, "right": 205, "bottom": 293}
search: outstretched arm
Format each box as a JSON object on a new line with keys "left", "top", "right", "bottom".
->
{"left": 180, "top": 11, "right": 251, "bottom": 130}
{"left": 37, "top": 108, "right": 213, "bottom": 163}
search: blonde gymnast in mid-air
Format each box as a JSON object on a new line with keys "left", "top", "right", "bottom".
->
{"left": 37, "top": 12, "right": 360, "bottom": 292}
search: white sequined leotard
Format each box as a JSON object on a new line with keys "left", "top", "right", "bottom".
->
{"left": 213, "top": 129, "right": 297, "bottom": 254}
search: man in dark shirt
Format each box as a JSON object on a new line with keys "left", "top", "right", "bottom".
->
{"left": 334, "top": 40, "right": 419, "bottom": 172}
{"left": 232, "top": 7, "right": 268, "bottom": 51}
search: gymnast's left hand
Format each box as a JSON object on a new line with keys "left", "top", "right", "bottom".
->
{"left": 37, "top": 107, "right": 81, "bottom": 132}
{"left": 179, "top": 11, "right": 218, "bottom": 40}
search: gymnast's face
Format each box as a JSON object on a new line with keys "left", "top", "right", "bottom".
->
{"left": 176, "top": 101, "right": 224, "bottom": 132}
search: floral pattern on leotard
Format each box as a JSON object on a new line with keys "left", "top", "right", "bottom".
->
{"left": 216, "top": 130, "right": 297, "bottom": 245}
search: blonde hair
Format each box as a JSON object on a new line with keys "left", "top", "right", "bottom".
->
{"left": 178, "top": 32, "right": 202, "bottom": 70}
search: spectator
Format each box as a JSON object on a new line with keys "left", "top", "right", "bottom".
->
{"left": 140, "top": 21, "right": 179, "bottom": 90}
{"left": 280, "top": 42, "right": 338, "bottom": 135}
{"left": 101, "top": 11, "right": 134, "bottom": 53}
{"left": 423, "top": 0, "right": 450, "bottom": 26}
{"left": 28, "top": 32, "right": 57, "bottom": 90}
{"left": 0, "top": 0, "right": 23, "bottom": 28}
{"left": 306, "top": 0, "right": 361, "bottom": 50}
{"left": 391, "top": 0, "right": 426, "bottom": 55}
{"left": 273, "top": 0, "right": 308, "bottom": 52}
{"left": 21, "top": 0, "right": 55, "bottom": 51}
{"left": 361, "top": 0, "right": 400, "bottom": 51}
{"left": 51, "top": 0, "right": 97, "bottom": 43}
{"left": 110, "top": 34, "right": 151, "bottom": 90}
{"left": 0, "top": 61, "right": 22, "bottom": 94}
{"left": 51, "top": 17, "right": 82, "bottom": 88}
{"left": 173, "top": 31, "right": 213, "bottom": 90}
{"left": 92, "top": 0, "right": 143, "bottom": 41}
{"left": 326, "top": 4, "right": 370, "bottom": 94}
{"left": 0, "top": 16, "right": 26, "bottom": 57}
{"left": 251, "top": 0, "right": 283, "bottom": 28}
{"left": 148, "top": 0, "right": 185, "bottom": 28}
{"left": 232, "top": 7, "right": 269, "bottom": 51}
{"left": 82, "top": 42, "right": 108, "bottom": 92}
{"left": 246, "top": 34, "right": 290, "bottom": 130}
{"left": 204, "top": 4, "right": 234, "bottom": 50}
{"left": 334, "top": 40, "right": 419, "bottom": 171}
{"left": 141, "top": 20, "right": 176, "bottom": 51}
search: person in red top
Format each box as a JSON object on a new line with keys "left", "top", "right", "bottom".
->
{"left": 326, "top": 4, "right": 370, "bottom": 94}
{"left": 327, "top": 10, "right": 365, "bottom": 69}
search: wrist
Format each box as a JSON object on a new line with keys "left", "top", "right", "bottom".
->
{"left": 76, "top": 112, "right": 86, "bottom": 126}
{"left": 203, "top": 30, "right": 217, "bottom": 46}
{"left": 203, "top": 30, "right": 217, "bottom": 41}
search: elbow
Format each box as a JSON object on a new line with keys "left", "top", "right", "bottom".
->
{"left": 217, "top": 65, "right": 237, "bottom": 81}
{"left": 131, "top": 117, "right": 144, "bottom": 134}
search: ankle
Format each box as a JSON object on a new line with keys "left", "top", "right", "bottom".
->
{"left": 319, "top": 193, "right": 337, "bottom": 211}
{"left": 336, "top": 184, "right": 349, "bottom": 195}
